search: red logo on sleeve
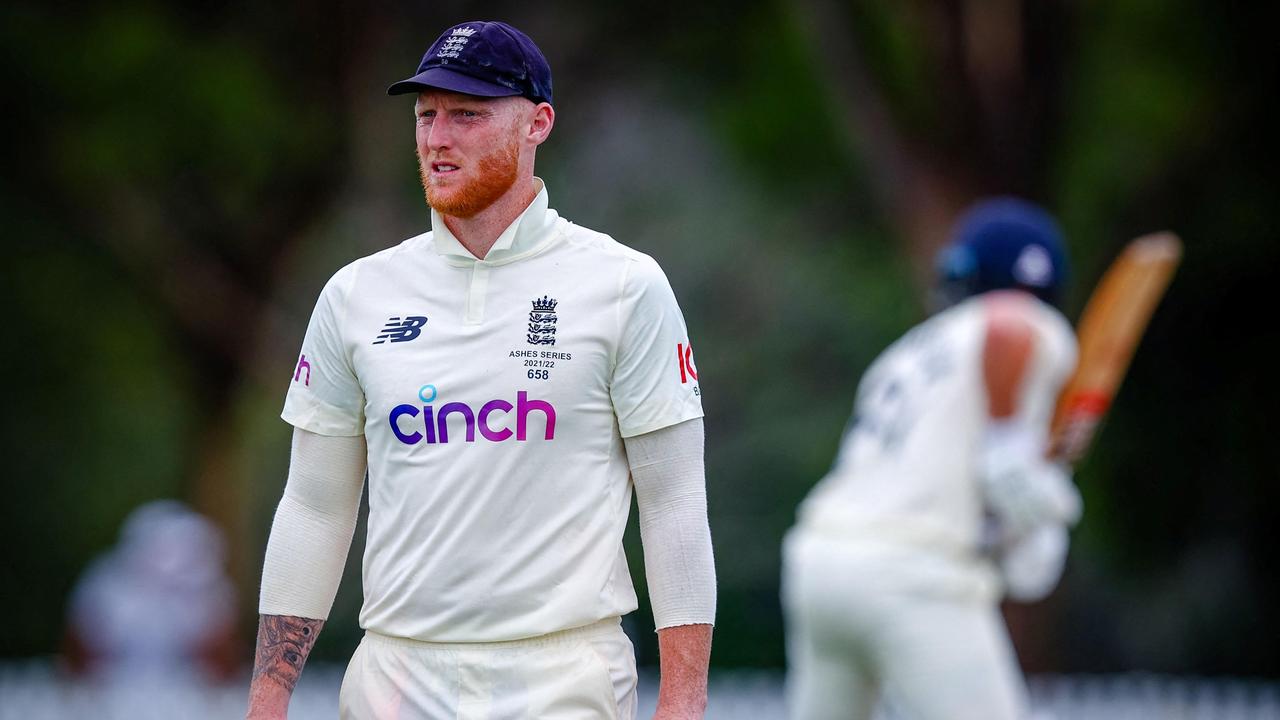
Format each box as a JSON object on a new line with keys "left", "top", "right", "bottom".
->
{"left": 677, "top": 343, "right": 698, "bottom": 383}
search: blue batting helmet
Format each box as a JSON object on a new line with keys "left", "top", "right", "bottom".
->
{"left": 934, "top": 197, "right": 1069, "bottom": 308}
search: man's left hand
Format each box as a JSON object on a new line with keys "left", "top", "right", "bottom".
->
{"left": 653, "top": 623, "right": 712, "bottom": 719}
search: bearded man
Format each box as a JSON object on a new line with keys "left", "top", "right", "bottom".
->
{"left": 245, "top": 20, "right": 716, "bottom": 720}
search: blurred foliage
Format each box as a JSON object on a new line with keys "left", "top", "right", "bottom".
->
{"left": 1, "top": 0, "right": 1275, "bottom": 679}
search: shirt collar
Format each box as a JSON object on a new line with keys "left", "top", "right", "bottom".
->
{"left": 430, "top": 178, "right": 559, "bottom": 265}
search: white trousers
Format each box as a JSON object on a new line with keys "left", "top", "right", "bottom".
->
{"left": 339, "top": 617, "right": 637, "bottom": 720}
{"left": 782, "top": 530, "right": 1030, "bottom": 720}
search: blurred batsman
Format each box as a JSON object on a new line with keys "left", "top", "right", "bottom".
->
{"left": 246, "top": 20, "right": 715, "bottom": 720}
{"left": 782, "top": 199, "right": 1082, "bottom": 720}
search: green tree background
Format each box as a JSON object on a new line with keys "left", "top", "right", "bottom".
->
{"left": 1, "top": 0, "right": 1275, "bottom": 677}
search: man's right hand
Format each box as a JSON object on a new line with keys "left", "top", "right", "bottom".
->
{"left": 980, "top": 453, "right": 1082, "bottom": 538}
{"left": 245, "top": 614, "right": 325, "bottom": 720}
{"left": 999, "top": 522, "right": 1071, "bottom": 602}
{"left": 245, "top": 685, "right": 290, "bottom": 720}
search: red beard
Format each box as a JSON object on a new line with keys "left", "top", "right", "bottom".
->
{"left": 420, "top": 138, "right": 519, "bottom": 218}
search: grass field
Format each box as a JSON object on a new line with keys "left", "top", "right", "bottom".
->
{"left": 2, "top": 662, "right": 1278, "bottom": 719}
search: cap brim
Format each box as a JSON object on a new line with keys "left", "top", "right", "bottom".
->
{"left": 387, "top": 66, "right": 522, "bottom": 97}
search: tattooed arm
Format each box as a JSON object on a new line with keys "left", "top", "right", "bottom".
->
{"left": 247, "top": 430, "right": 366, "bottom": 717}
{"left": 246, "top": 614, "right": 324, "bottom": 719}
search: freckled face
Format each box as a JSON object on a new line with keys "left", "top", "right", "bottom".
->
{"left": 415, "top": 92, "right": 523, "bottom": 218}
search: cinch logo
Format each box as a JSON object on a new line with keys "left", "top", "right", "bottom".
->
{"left": 677, "top": 342, "right": 698, "bottom": 383}
{"left": 388, "top": 387, "right": 557, "bottom": 445}
{"left": 373, "top": 316, "right": 428, "bottom": 345}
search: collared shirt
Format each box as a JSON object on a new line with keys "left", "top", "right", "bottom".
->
{"left": 282, "top": 181, "right": 704, "bottom": 642}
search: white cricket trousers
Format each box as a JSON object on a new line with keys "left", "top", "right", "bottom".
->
{"left": 782, "top": 530, "right": 1031, "bottom": 720}
{"left": 339, "top": 617, "right": 637, "bottom": 720}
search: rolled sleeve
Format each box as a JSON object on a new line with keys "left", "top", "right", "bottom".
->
{"left": 610, "top": 255, "right": 704, "bottom": 438}
{"left": 281, "top": 266, "right": 366, "bottom": 437}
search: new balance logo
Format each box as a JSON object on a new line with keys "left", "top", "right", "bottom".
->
{"left": 373, "top": 316, "right": 428, "bottom": 345}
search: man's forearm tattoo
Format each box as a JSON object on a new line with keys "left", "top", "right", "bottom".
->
{"left": 252, "top": 614, "right": 324, "bottom": 692}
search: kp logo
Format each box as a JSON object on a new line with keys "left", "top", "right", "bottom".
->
{"left": 677, "top": 342, "right": 698, "bottom": 383}
{"left": 373, "top": 316, "right": 428, "bottom": 345}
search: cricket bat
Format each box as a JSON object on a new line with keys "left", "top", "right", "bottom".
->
{"left": 1049, "top": 231, "right": 1182, "bottom": 463}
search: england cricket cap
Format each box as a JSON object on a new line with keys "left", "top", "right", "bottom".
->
{"left": 935, "top": 197, "right": 1069, "bottom": 307}
{"left": 387, "top": 21, "right": 553, "bottom": 105}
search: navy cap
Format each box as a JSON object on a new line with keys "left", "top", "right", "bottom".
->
{"left": 935, "top": 197, "right": 1069, "bottom": 308}
{"left": 388, "top": 21, "right": 553, "bottom": 105}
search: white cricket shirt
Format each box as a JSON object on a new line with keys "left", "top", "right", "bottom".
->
{"left": 282, "top": 181, "right": 704, "bottom": 642}
{"left": 795, "top": 293, "right": 1076, "bottom": 557}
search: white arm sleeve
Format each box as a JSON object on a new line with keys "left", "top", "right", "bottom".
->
{"left": 258, "top": 427, "right": 366, "bottom": 619}
{"left": 625, "top": 418, "right": 716, "bottom": 629}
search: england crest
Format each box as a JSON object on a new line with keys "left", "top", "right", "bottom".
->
{"left": 527, "top": 295, "right": 558, "bottom": 345}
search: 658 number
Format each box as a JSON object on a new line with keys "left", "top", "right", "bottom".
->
{"left": 527, "top": 369, "right": 550, "bottom": 380}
